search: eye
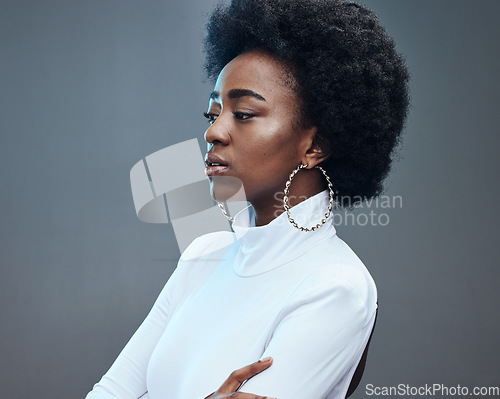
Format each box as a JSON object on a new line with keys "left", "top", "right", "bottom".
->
{"left": 203, "top": 112, "right": 219, "bottom": 125}
{"left": 233, "top": 111, "right": 255, "bottom": 121}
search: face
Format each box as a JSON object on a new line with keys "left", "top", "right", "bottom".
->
{"left": 204, "top": 50, "right": 314, "bottom": 207}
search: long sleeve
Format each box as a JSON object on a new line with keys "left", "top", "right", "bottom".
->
{"left": 85, "top": 266, "right": 181, "bottom": 399}
{"left": 238, "top": 269, "right": 377, "bottom": 399}
{"left": 84, "top": 192, "right": 378, "bottom": 398}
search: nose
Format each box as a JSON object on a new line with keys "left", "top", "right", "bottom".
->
{"left": 204, "top": 114, "right": 231, "bottom": 146}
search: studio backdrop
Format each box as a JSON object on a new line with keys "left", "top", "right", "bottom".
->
{"left": 0, "top": 1, "right": 498, "bottom": 398}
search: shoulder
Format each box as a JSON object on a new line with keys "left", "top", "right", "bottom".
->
{"left": 290, "top": 234, "right": 378, "bottom": 325}
{"left": 311, "top": 234, "right": 376, "bottom": 290}
{"left": 174, "top": 230, "right": 236, "bottom": 282}
{"left": 180, "top": 231, "right": 236, "bottom": 262}
{"left": 161, "top": 231, "right": 237, "bottom": 309}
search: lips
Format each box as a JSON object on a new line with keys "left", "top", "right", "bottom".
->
{"left": 205, "top": 153, "right": 229, "bottom": 177}
{"left": 205, "top": 153, "right": 228, "bottom": 167}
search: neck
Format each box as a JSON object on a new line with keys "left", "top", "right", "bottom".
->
{"left": 252, "top": 168, "right": 326, "bottom": 226}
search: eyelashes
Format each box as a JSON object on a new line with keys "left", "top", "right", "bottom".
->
{"left": 203, "top": 112, "right": 217, "bottom": 125}
{"left": 233, "top": 112, "right": 255, "bottom": 121}
{"left": 203, "top": 111, "right": 255, "bottom": 125}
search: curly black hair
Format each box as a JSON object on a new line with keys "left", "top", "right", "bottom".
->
{"left": 204, "top": 0, "right": 409, "bottom": 207}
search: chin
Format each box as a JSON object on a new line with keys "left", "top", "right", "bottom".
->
{"left": 209, "top": 176, "right": 246, "bottom": 203}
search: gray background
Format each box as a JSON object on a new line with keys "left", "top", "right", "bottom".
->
{"left": 1, "top": 0, "right": 498, "bottom": 398}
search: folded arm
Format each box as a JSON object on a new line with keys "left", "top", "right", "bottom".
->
{"left": 238, "top": 274, "right": 377, "bottom": 399}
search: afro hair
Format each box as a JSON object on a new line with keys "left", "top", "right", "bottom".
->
{"left": 204, "top": 0, "right": 410, "bottom": 207}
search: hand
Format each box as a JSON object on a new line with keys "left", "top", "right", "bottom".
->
{"left": 204, "top": 357, "right": 276, "bottom": 399}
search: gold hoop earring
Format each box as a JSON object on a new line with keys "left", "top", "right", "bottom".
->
{"left": 283, "top": 163, "right": 334, "bottom": 232}
{"left": 217, "top": 202, "right": 233, "bottom": 221}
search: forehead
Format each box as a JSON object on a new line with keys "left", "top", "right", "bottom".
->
{"left": 212, "top": 50, "right": 297, "bottom": 104}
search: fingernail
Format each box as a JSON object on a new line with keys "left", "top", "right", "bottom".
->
{"left": 261, "top": 356, "right": 272, "bottom": 362}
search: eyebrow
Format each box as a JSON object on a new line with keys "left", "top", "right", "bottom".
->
{"left": 209, "top": 89, "right": 266, "bottom": 102}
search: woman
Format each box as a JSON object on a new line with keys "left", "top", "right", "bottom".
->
{"left": 86, "top": 0, "right": 409, "bottom": 398}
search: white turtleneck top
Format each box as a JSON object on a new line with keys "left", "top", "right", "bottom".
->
{"left": 86, "top": 190, "right": 378, "bottom": 399}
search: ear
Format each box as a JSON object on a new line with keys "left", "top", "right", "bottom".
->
{"left": 300, "top": 127, "right": 330, "bottom": 168}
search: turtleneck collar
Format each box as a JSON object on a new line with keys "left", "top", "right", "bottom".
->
{"left": 230, "top": 190, "right": 336, "bottom": 277}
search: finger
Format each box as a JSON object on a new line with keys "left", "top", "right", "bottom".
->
{"left": 217, "top": 357, "right": 273, "bottom": 393}
{"left": 230, "top": 392, "right": 277, "bottom": 399}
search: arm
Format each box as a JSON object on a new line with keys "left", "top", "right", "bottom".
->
{"left": 204, "top": 358, "right": 277, "bottom": 399}
{"left": 238, "top": 273, "right": 377, "bottom": 399}
{"left": 85, "top": 267, "right": 181, "bottom": 399}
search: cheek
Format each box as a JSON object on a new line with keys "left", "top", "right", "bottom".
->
{"left": 244, "top": 129, "right": 301, "bottom": 188}
{"left": 253, "top": 119, "right": 299, "bottom": 159}
{"left": 265, "top": 138, "right": 300, "bottom": 171}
